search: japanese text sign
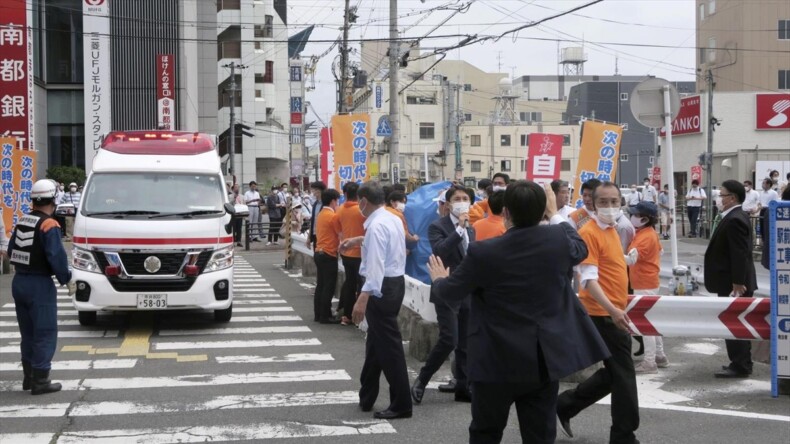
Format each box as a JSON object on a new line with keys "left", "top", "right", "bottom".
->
{"left": 526, "top": 133, "right": 563, "bottom": 185}
{"left": 770, "top": 201, "right": 790, "bottom": 397}
{"left": 660, "top": 95, "right": 701, "bottom": 137}
{"left": 1, "top": 137, "right": 37, "bottom": 238}
{"left": 320, "top": 127, "right": 333, "bottom": 186}
{"left": 572, "top": 121, "right": 623, "bottom": 208}
{"left": 157, "top": 54, "right": 176, "bottom": 130}
{"left": 83, "top": 0, "right": 112, "bottom": 171}
{"left": 331, "top": 114, "right": 371, "bottom": 191}
{"left": 0, "top": 0, "right": 35, "bottom": 151}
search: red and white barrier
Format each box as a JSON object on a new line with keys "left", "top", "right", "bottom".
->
{"left": 626, "top": 295, "right": 770, "bottom": 340}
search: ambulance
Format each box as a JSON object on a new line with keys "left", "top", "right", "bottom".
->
{"left": 70, "top": 131, "right": 236, "bottom": 325}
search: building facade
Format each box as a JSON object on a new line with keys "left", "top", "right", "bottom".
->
{"left": 696, "top": 0, "right": 790, "bottom": 92}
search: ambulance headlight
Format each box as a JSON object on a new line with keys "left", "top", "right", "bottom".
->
{"left": 204, "top": 245, "right": 234, "bottom": 272}
{"left": 72, "top": 246, "right": 101, "bottom": 273}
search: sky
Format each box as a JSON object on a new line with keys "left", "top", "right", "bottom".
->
{"left": 286, "top": 0, "right": 698, "bottom": 150}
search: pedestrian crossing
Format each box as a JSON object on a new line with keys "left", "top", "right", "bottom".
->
{"left": 0, "top": 257, "right": 397, "bottom": 443}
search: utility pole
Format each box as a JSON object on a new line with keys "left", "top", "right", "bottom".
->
{"left": 339, "top": 0, "right": 351, "bottom": 113}
{"left": 705, "top": 68, "right": 714, "bottom": 238}
{"left": 388, "top": 0, "right": 399, "bottom": 172}
{"left": 223, "top": 62, "right": 246, "bottom": 184}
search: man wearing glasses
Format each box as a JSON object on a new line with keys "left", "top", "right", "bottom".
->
{"left": 704, "top": 180, "right": 757, "bottom": 378}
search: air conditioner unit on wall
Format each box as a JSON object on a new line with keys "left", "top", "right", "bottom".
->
{"left": 381, "top": 172, "right": 389, "bottom": 180}
{"left": 399, "top": 170, "right": 407, "bottom": 178}
{"left": 419, "top": 171, "right": 426, "bottom": 178}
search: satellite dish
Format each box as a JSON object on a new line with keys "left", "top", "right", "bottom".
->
{"left": 220, "top": 153, "right": 230, "bottom": 164}
{"left": 629, "top": 78, "right": 680, "bottom": 129}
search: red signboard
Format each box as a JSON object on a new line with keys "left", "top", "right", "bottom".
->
{"left": 157, "top": 54, "right": 176, "bottom": 130}
{"left": 0, "top": 0, "right": 34, "bottom": 151}
{"left": 690, "top": 165, "right": 702, "bottom": 184}
{"left": 319, "top": 127, "right": 333, "bottom": 185}
{"left": 651, "top": 167, "right": 661, "bottom": 188}
{"left": 291, "top": 112, "right": 303, "bottom": 125}
{"left": 660, "top": 95, "right": 702, "bottom": 137}
{"left": 755, "top": 93, "right": 790, "bottom": 130}
{"left": 526, "top": 133, "right": 563, "bottom": 185}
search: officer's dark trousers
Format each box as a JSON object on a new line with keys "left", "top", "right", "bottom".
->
{"left": 557, "top": 316, "right": 639, "bottom": 444}
{"left": 719, "top": 291, "right": 754, "bottom": 374}
{"left": 339, "top": 255, "right": 361, "bottom": 318}
{"left": 313, "top": 252, "right": 338, "bottom": 322}
{"left": 359, "top": 276, "right": 412, "bottom": 413}
{"left": 12, "top": 273, "right": 58, "bottom": 371}
{"left": 417, "top": 295, "right": 469, "bottom": 391}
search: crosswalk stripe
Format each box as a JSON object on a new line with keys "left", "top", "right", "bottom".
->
{"left": 0, "top": 433, "right": 53, "bottom": 443}
{"left": 216, "top": 353, "right": 334, "bottom": 363}
{"left": 158, "top": 326, "right": 311, "bottom": 336}
{"left": 234, "top": 288, "right": 276, "bottom": 293}
{"left": 153, "top": 337, "right": 321, "bottom": 350}
{"left": 231, "top": 293, "right": 280, "bottom": 298}
{"left": 232, "top": 299, "right": 285, "bottom": 305}
{"left": 3, "top": 303, "right": 72, "bottom": 308}
{"left": 0, "top": 330, "right": 118, "bottom": 339}
{"left": 227, "top": 297, "right": 284, "bottom": 302}
{"left": 232, "top": 307, "right": 292, "bottom": 313}
{"left": 0, "top": 311, "right": 77, "bottom": 317}
{"left": 233, "top": 284, "right": 272, "bottom": 287}
{"left": 0, "top": 359, "right": 137, "bottom": 372}
{"left": 0, "top": 390, "right": 359, "bottom": 419}
{"left": 0, "top": 369, "right": 349, "bottom": 392}
{"left": 0, "top": 319, "right": 81, "bottom": 327}
{"left": 46, "top": 420, "right": 394, "bottom": 443}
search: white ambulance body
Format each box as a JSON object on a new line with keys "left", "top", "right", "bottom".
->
{"left": 70, "top": 131, "right": 235, "bottom": 325}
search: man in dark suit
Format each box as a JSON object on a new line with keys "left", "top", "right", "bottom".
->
{"left": 411, "top": 185, "right": 476, "bottom": 404}
{"left": 705, "top": 179, "right": 758, "bottom": 378}
{"left": 427, "top": 181, "right": 610, "bottom": 444}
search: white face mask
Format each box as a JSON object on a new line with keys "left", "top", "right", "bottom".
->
{"left": 745, "top": 186, "right": 751, "bottom": 192}
{"left": 596, "top": 207, "right": 619, "bottom": 225}
{"left": 715, "top": 197, "right": 724, "bottom": 212}
{"left": 492, "top": 185, "right": 506, "bottom": 192}
{"left": 70, "top": 187, "right": 77, "bottom": 192}
{"left": 451, "top": 201, "right": 470, "bottom": 217}
{"left": 630, "top": 215, "right": 646, "bottom": 228}
{"left": 395, "top": 202, "right": 406, "bottom": 212}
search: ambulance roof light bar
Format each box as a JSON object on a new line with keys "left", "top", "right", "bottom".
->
{"left": 101, "top": 130, "right": 215, "bottom": 155}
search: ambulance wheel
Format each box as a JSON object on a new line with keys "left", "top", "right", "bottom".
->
{"left": 78, "top": 311, "right": 97, "bottom": 326}
{"left": 214, "top": 304, "right": 232, "bottom": 322}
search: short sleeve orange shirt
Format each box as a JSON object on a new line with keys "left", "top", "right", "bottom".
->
{"left": 331, "top": 201, "right": 366, "bottom": 258}
{"left": 628, "top": 228, "right": 661, "bottom": 290}
{"left": 472, "top": 214, "right": 506, "bottom": 241}
{"left": 578, "top": 222, "right": 629, "bottom": 316}
{"left": 315, "top": 207, "right": 339, "bottom": 257}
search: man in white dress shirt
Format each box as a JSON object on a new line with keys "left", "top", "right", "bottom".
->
{"left": 244, "top": 181, "right": 262, "bottom": 242}
{"left": 642, "top": 178, "right": 657, "bottom": 203}
{"left": 342, "top": 181, "right": 412, "bottom": 420}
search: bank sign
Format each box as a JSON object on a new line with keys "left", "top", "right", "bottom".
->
{"left": 660, "top": 95, "right": 701, "bottom": 137}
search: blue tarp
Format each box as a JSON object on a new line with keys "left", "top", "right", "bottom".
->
{"left": 404, "top": 181, "right": 452, "bottom": 284}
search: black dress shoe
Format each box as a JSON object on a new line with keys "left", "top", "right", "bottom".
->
{"left": 410, "top": 379, "right": 426, "bottom": 404}
{"left": 437, "top": 379, "right": 456, "bottom": 393}
{"left": 319, "top": 319, "right": 341, "bottom": 325}
{"left": 557, "top": 413, "right": 573, "bottom": 438}
{"left": 714, "top": 367, "right": 750, "bottom": 378}
{"left": 359, "top": 402, "right": 372, "bottom": 412}
{"left": 373, "top": 409, "right": 412, "bottom": 419}
{"left": 454, "top": 390, "right": 472, "bottom": 403}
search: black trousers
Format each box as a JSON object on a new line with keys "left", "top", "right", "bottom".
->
{"left": 687, "top": 206, "right": 701, "bottom": 235}
{"left": 268, "top": 216, "right": 282, "bottom": 242}
{"left": 339, "top": 255, "right": 361, "bottom": 318}
{"left": 232, "top": 218, "right": 243, "bottom": 243}
{"left": 359, "top": 276, "right": 412, "bottom": 413}
{"left": 557, "top": 316, "right": 639, "bottom": 444}
{"left": 718, "top": 291, "right": 754, "bottom": 374}
{"left": 313, "top": 253, "right": 338, "bottom": 322}
{"left": 470, "top": 380, "right": 559, "bottom": 444}
{"left": 417, "top": 295, "right": 469, "bottom": 391}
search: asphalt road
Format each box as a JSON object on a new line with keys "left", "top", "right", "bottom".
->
{"left": 0, "top": 250, "right": 787, "bottom": 443}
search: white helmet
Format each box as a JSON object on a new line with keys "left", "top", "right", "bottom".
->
{"left": 31, "top": 179, "right": 58, "bottom": 202}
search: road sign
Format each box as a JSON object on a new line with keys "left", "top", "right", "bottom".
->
{"left": 290, "top": 97, "right": 302, "bottom": 113}
{"left": 630, "top": 78, "right": 680, "bottom": 129}
{"left": 375, "top": 84, "right": 382, "bottom": 109}
{"left": 377, "top": 115, "right": 392, "bottom": 137}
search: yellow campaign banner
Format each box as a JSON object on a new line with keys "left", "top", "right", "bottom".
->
{"left": 572, "top": 121, "right": 623, "bottom": 208}
{"left": 331, "top": 113, "right": 371, "bottom": 190}
{"left": 1, "top": 137, "right": 38, "bottom": 238}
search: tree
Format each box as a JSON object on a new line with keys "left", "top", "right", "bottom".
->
{"left": 46, "top": 166, "right": 86, "bottom": 187}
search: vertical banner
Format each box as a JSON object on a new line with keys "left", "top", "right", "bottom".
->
{"left": 289, "top": 59, "right": 305, "bottom": 180}
{"left": 156, "top": 54, "right": 176, "bottom": 130}
{"left": 1, "top": 137, "right": 37, "bottom": 238}
{"left": 319, "top": 127, "right": 333, "bottom": 185}
{"left": 526, "top": 133, "right": 563, "bottom": 185}
{"left": 690, "top": 165, "right": 702, "bottom": 184}
{"left": 769, "top": 201, "right": 790, "bottom": 397}
{"left": 0, "top": 0, "right": 35, "bottom": 151}
{"left": 572, "top": 121, "right": 623, "bottom": 208}
{"left": 651, "top": 166, "right": 662, "bottom": 189}
{"left": 83, "top": 0, "right": 112, "bottom": 172}
{"left": 331, "top": 113, "right": 371, "bottom": 191}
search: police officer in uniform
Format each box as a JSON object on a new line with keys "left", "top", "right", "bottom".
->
{"left": 7, "top": 179, "right": 73, "bottom": 395}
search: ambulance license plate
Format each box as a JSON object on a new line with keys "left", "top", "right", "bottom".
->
{"left": 137, "top": 294, "right": 167, "bottom": 309}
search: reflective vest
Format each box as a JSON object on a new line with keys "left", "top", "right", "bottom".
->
{"left": 9, "top": 211, "right": 54, "bottom": 275}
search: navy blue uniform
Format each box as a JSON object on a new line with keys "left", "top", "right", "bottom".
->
{"left": 7, "top": 210, "right": 71, "bottom": 371}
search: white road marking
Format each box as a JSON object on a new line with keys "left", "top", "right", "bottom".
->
{"left": 234, "top": 288, "right": 277, "bottom": 293}
{"left": 45, "top": 420, "right": 396, "bottom": 443}
{"left": 231, "top": 293, "right": 280, "bottom": 298}
{"left": 158, "top": 326, "right": 311, "bottom": 336}
{"left": 3, "top": 303, "right": 73, "bottom": 308}
{"left": 0, "top": 330, "right": 118, "bottom": 339}
{"left": 0, "top": 433, "right": 54, "bottom": 443}
{"left": 0, "top": 319, "right": 80, "bottom": 327}
{"left": 0, "top": 369, "right": 350, "bottom": 392}
{"left": 233, "top": 283, "right": 272, "bottom": 287}
{"left": 153, "top": 337, "right": 320, "bottom": 350}
{"left": 229, "top": 297, "right": 284, "bottom": 302}
{"left": 216, "top": 353, "right": 334, "bottom": 363}
{"left": 596, "top": 398, "right": 790, "bottom": 423}
{"left": 233, "top": 279, "right": 268, "bottom": 282}
{"left": 232, "top": 298, "right": 284, "bottom": 305}
{"left": 232, "top": 307, "right": 294, "bottom": 313}
{"left": 0, "top": 390, "right": 358, "bottom": 418}
{"left": 0, "top": 359, "right": 137, "bottom": 372}
{"left": 0, "top": 311, "right": 77, "bottom": 317}
{"left": 675, "top": 342, "right": 721, "bottom": 355}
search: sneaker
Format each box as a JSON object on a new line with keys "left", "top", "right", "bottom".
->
{"left": 251, "top": 238, "right": 260, "bottom": 243}
{"left": 634, "top": 361, "right": 658, "bottom": 374}
{"left": 655, "top": 356, "right": 670, "bottom": 368}
{"left": 236, "top": 242, "right": 243, "bottom": 247}
{"left": 266, "top": 242, "right": 272, "bottom": 246}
